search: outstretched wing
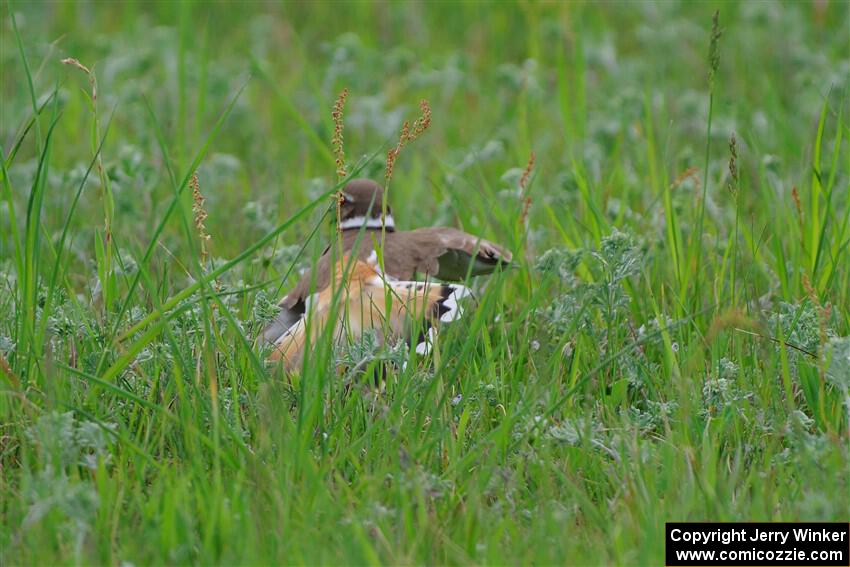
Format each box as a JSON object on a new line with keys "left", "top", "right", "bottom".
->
{"left": 385, "top": 227, "right": 513, "bottom": 282}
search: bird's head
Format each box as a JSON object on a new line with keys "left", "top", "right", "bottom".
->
{"left": 337, "top": 179, "right": 394, "bottom": 232}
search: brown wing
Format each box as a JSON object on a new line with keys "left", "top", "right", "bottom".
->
{"left": 388, "top": 227, "right": 513, "bottom": 281}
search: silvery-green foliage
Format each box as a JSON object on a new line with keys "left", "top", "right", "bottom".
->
{"left": 320, "top": 32, "right": 368, "bottom": 92}
{"left": 471, "top": 381, "right": 501, "bottom": 409}
{"left": 547, "top": 419, "right": 581, "bottom": 445}
{"left": 27, "top": 411, "right": 115, "bottom": 471}
{"left": 252, "top": 290, "right": 279, "bottom": 327}
{"left": 499, "top": 167, "right": 526, "bottom": 192}
{"left": 768, "top": 301, "right": 828, "bottom": 356}
{"left": 46, "top": 294, "right": 79, "bottom": 339}
{"left": 629, "top": 399, "right": 678, "bottom": 433}
{"left": 23, "top": 471, "right": 99, "bottom": 561}
{"left": 482, "top": 467, "right": 518, "bottom": 514}
{"left": 24, "top": 412, "right": 115, "bottom": 558}
{"left": 408, "top": 53, "right": 471, "bottom": 98}
{"left": 702, "top": 358, "right": 750, "bottom": 418}
{"left": 336, "top": 328, "right": 382, "bottom": 367}
{"left": 773, "top": 410, "right": 844, "bottom": 467}
{"left": 536, "top": 231, "right": 645, "bottom": 341}
{"left": 171, "top": 285, "right": 246, "bottom": 341}
{"left": 592, "top": 229, "right": 644, "bottom": 285}
{"left": 617, "top": 350, "right": 660, "bottom": 389}
{"left": 539, "top": 289, "right": 592, "bottom": 336}
{"left": 106, "top": 145, "right": 157, "bottom": 214}
{"left": 115, "top": 251, "right": 138, "bottom": 278}
{"left": 544, "top": 416, "right": 619, "bottom": 461}
{"left": 335, "top": 329, "right": 409, "bottom": 374}
{"left": 398, "top": 465, "right": 454, "bottom": 501}
{"left": 496, "top": 59, "right": 543, "bottom": 99}
{"left": 635, "top": 315, "right": 676, "bottom": 345}
{"left": 455, "top": 139, "right": 506, "bottom": 173}
{"left": 304, "top": 177, "right": 333, "bottom": 202}
{"left": 253, "top": 244, "right": 304, "bottom": 273}
{"left": 242, "top": 200, "right": 279, "bottom": 235}
{"left": 535, "top": 247, "right": 589, "bottom": 335}
{"left": 347, "top": 94, "right": 408, "bottom": 140}
{"left": 133, "top": 341, "right": 174, "bottom": 367}
{"left": 535, "top": 247, "right": 583, "bottom": 285}
{"left": 584, "top": 230, "right": 644, "bottom": 323}
{"left": 202, "top": 153, "right": 243, "bottom": 192}
{"left": 605, "top": 198, "right": 640, "bottom": 223}
{"left": 823, "top": 336, "right": 850, "bottom": 392}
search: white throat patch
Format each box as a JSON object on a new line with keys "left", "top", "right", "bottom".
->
{"left": 339, "top": 214, "right": 395, "bottom": 231}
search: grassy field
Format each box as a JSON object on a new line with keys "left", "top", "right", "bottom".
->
{"left": 2, "top": 1, "right": 849, "bottom": 565}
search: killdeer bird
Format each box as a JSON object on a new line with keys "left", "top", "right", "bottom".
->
{"left": 262, "top": 178, "right": 512, "bottom": 347}
{"left": 268, "top": 255, "right": 471, "bottom": 371}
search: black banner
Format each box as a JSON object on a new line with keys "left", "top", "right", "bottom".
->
{"left": 666, "top": 523, "right": 849, "bottom": 566}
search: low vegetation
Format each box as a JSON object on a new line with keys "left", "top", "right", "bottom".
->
{"left": 1, "top": 2, "right": 848, "bottom": 564}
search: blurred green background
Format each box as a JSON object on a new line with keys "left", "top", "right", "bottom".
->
{"left": 4, "top": 1, "right": 846, "bottom": 263}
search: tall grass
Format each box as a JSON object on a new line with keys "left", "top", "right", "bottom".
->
{"left": 1, "top": 2, "right": 849, "bottom": 565}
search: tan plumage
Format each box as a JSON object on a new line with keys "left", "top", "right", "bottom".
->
{"left": 268, "top": 256, "right": 470, "bottom": 371}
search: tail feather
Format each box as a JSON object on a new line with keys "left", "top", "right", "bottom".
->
{"left": 412, "top": 283, "right": 472, "bottom": 356}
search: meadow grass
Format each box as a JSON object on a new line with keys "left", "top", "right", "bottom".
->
{"left": 1, "top": 2, "right": 849, "bottom": 565}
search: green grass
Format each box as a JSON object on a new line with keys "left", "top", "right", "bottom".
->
{"left": 2, "top": 1, "right": 850, "bottom": 565}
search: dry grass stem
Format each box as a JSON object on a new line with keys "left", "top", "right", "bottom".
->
{"left": 791, "top": 185, "right": 803, "bottom": 230}
{"left": 61, "top": 57, "right": 97, "bottom": 102}
{"left": 191, "top": 172, "right": 211, "bottom": 266}
{"left": 708, "top": 10, "right": 722, "bottom": 87}
{"left": 332, "top": 88, "right": 349, "bottom": 179}
{"left": 727, "top": 134, "right": 738, "bottom": 196}
{"left": 385, "top": 99, "right": 432, "bottom": 183}
{"left": 519, "top": 150, "right": 536, "bottom": 227}
{"left": 0, "top": 353, "right": 21, "bottom": 390}
{"left": 670, "top": 166, "right": 700, "bottom": 192}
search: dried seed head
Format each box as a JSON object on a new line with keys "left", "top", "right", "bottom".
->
{"left": 61, "top": 57, "right": 97, "bottom": 102}
{"left": 332, "top": 88, "right": 349, "bottom": 179}
{"left": 0, "top": 352, "right": 21, "bottom": 390}
{"left": 791, "top": 186, "right": 803, "bottom": 225}
{"left": 385, "top": 121, "right": 409, "bottom": 182}
{"left": 727, "top": 134, "right": 738, "bottom": 196}
{"left": 61, "top": 57, "right": 91, "bottom": 75}
{"left": 520, "top": 150, "right": 536, "bottom": 193}
{"left": 409, "top": 99, "right": 431, "bottom": 142}
{"left": 191, "top": 172, "right": 211, "bottom": 265}
{"left": 519, "top": 150, "right": 536, "bottom": 227}
{"left": 670, "top": 166, "right": 701, "bottom": 192}
{"left": 708, "top": 10, "right": 723, "bottom": 88}
{"left": 706, "top": 308, "right": 757, "bottom": 344}
{"left": 385, "top": 100, "right": 432, "bottom": 183}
